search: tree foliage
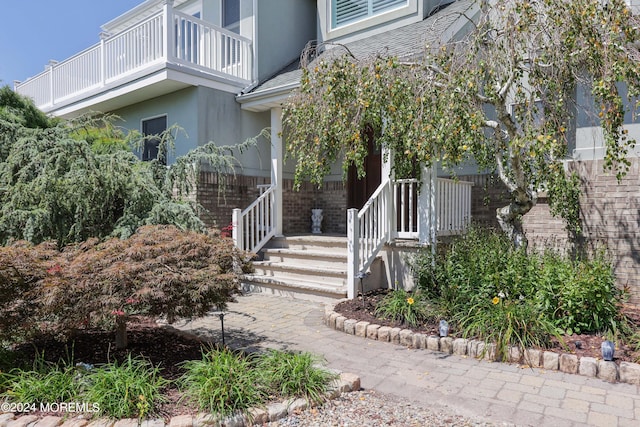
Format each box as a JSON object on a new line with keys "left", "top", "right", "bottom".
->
{"left": 0, "top": 91, "right": 264, "bottom": 247}
{"left": 283, "top": 0, "right": 640, "bottom": 246}
{"left": 0, "top": 225, "right": 252, "bottom": 348}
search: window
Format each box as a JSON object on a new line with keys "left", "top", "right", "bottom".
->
{"left": 332, "top": 0, "right": 407, "bottom": 28}
{"left": 222, "top": 0, "right": 240, "bottom": 33}
{"left": 142, "top": 115, "right": 168, "bottom": 165}
{"left": 222, "top": 0, "right": 241, "bottom": 66}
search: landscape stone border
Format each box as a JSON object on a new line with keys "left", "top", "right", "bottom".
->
{"left": 0, "top": 369, "right": 360, "bottom": 427}
{"left": 323, "top": 304, "right": 640, "bottom": 386}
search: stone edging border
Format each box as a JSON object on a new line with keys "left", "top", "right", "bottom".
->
{"left": 323, "top": 304, "right": 640, "bottom": 386}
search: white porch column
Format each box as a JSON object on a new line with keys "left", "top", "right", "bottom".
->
{"left": 418, "top": 163, "right": 438, "bottom": 249}
{"left": 382, "top": 147, "right": 395, "bottom": 242}
{"left": 270, "top": 107, "right": 284, "bottom": 236}
{"left": 162, "top": 0, "right": 175, "bottom": 61}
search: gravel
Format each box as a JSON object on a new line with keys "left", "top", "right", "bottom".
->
{"left": 266, "top": 389, "right": 506, "bottom": 427}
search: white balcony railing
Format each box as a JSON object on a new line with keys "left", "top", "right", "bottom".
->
{"left": 15, "top": 4, "right": 253, "bottom": 111}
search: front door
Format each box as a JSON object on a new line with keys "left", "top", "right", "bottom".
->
{"left": 347, "top": 127, "right": 381, "bottom": 209}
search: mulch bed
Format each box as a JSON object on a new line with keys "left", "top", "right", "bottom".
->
{"left": 334, "top": 289, "right": 640, "bottom": 364}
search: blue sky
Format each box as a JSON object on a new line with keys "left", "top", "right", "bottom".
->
{"left": 0, "top": 1, "right": 143, "bottom": 87}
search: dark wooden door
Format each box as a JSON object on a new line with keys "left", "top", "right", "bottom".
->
{"left": 347, "top": 128, "right": 381, "bottom": 209}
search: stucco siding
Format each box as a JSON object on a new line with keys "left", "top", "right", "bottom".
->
{"left": 112, "top": 87, "right": 200, "bottom": 163}
{"left": 256, "top": 0, "right": 316, "bottom": 82}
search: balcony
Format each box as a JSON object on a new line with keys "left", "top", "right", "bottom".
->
{"left": 15, "top": 2, "right": 253, "bottom": 116}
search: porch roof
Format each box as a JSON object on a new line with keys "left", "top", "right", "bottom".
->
{"left": 237, "top": 0, "right": 478, "bottom": 112}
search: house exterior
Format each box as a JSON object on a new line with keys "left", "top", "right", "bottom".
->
{"left": 15, "top": 0, "right": 640, "bottom": 305}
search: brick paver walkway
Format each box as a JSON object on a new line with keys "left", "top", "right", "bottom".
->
{"left": 175, "top": 292, "right": 640, "bottom": 427}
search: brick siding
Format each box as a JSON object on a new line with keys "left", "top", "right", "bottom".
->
{"left": 196, "top": 172, "right": 346, "bottom": 235}
{"left": 459, "top": 163, "right": 640, "bottom": 306}
{"left": 198, "top": 162, "right": 640, "bottom": 306}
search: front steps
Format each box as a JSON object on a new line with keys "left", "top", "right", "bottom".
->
{"left": 242, "top": 235, "right": 350, "bottom": 302}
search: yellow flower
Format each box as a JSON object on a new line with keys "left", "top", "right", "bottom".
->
{"left": 407, "top": 297, "right": 415, "bottom": 305}
{"left": 492, "top": 296, "right": 500, "bottom": 305}
{"left": 139, "top": 395, "right": 146, "bottom": 401}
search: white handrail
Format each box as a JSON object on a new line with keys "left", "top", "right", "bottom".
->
{"left": 347, "top": 180, "right": 392, "bottom": 299}
{"left": 232, "top": 185, "right": 276, "bottom": 253}
{"left": 347, "top": 176, "right": 474, "bottom": 299}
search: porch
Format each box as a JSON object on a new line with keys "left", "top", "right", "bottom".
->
{"left": 233, "top": 175, "right": 473, "bottom": 301}
{"left": 15, "top": 1, "right": 253, "bottom": 117}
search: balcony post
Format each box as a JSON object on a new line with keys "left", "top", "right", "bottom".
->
{"left": 47, "top": 60, "right": 58, "bottom": 106}
{"left": 270, "top": 107, "right": 283, "bottom": 237}
{"left": 99, "top": 32, "right": 110, "bottom": 86}
{"left": 162, "top": 0, "right": 175, "bottom": 61}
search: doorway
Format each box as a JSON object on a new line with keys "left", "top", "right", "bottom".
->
{"left": 347, "top": 126, "right": 381, "bottom": 209}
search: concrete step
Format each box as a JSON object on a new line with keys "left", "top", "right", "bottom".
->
{"left": 244, "top": 234, "right": 349, "bottom": 302}
{"left": 261, "top": 248, "right": 348, "bottom": 269}
{"left": 242, "top": 275, "right": 347, "bottom": 302}
{"left": 267, "top": 234, "right": 348, "bottom": 251}
{"left": 251, "top": 261, "right": 347, "bottom": 286}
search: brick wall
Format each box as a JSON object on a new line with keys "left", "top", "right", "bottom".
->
{"left": 196, "top": 172, "right": 271, "bottom": 229}
{"left": 461, "top": 165, "right": 640, "bottom": 306}
{"left": 456, "top": 173, "right": 510, "bottom": 229}
{"left": 460, "top": 158, "right": 640, "bottom": 307}
{"left": 196, "top": 172, "right": 347, "bottom": 234}
{"left": 523, "top": 158, "right": 640, "bottom": 306}
{"left": 198, "top": 163, "right": 640, "bottom": 306}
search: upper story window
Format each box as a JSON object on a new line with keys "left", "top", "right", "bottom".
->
{"left": 223, "top": 0, "right": 240, "bottom": 33}
{"left": 332, "top": 0, "right": 408, "bottom": 28}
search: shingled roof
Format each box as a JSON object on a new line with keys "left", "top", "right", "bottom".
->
{"left": 237, "top": 0, "right": 476, "bottom": 109}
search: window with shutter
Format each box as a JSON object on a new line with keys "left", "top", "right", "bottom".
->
{"left": 332, "top": 0, "right": 407, "bottom": 28}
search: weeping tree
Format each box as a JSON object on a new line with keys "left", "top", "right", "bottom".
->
{"left": 283, "top": 0, "right": 640, "bottom": 247}
{"left": 0, "top": 92, "right": 267, "bottom": 247}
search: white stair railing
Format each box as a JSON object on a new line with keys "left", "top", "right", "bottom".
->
{"left": 394, "top": 178, "right": 419, "bottom": 238}
{"left": 347, "top": 180, "right": 393, "bottom": 299}
{"left": 232, "top": 185, "right": 275, "bottom": 253}
{"left": 347, "top": 176, "right": 474, "bottom": 299}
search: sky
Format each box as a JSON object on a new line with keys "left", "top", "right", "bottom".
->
{"left": 0, "top": 1, "right": 144, "bottom": 87}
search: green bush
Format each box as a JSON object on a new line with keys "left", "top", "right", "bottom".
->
{"left": 1, "top": 357, "right": 80, "bottom": 404}
{"left": 456, "top": 293, "right": 560, "bottom": 361}
{"left": 374, "top": 289, "right": 434, "bottom": 327}
{"left": 537, "top": 249, "right": 625, "bottom": 334}
{"left": 84, "top": 356, "right": 168, "bottom": 419}
{"left": 413, "top": 226, "right": 625, "bottom": 351}
{"left": 256, "top": 350, "right": 338, "bottom": 404}
{"left": 179, "top": 348, "right": 264, "bottom": 417}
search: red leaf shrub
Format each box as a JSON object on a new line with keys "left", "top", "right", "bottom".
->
{"left": 0, "top": 225, "right": 252, "bottom": 347}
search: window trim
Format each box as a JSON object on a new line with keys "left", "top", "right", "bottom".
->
{"left": 321, "top": 0, "right": 416, "bottom": 41}
{"left": 222, "top": 0, "right": 240, "bottom": 34}
{"left": 331, "top": 0, "right": 409, "bottom": 29}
